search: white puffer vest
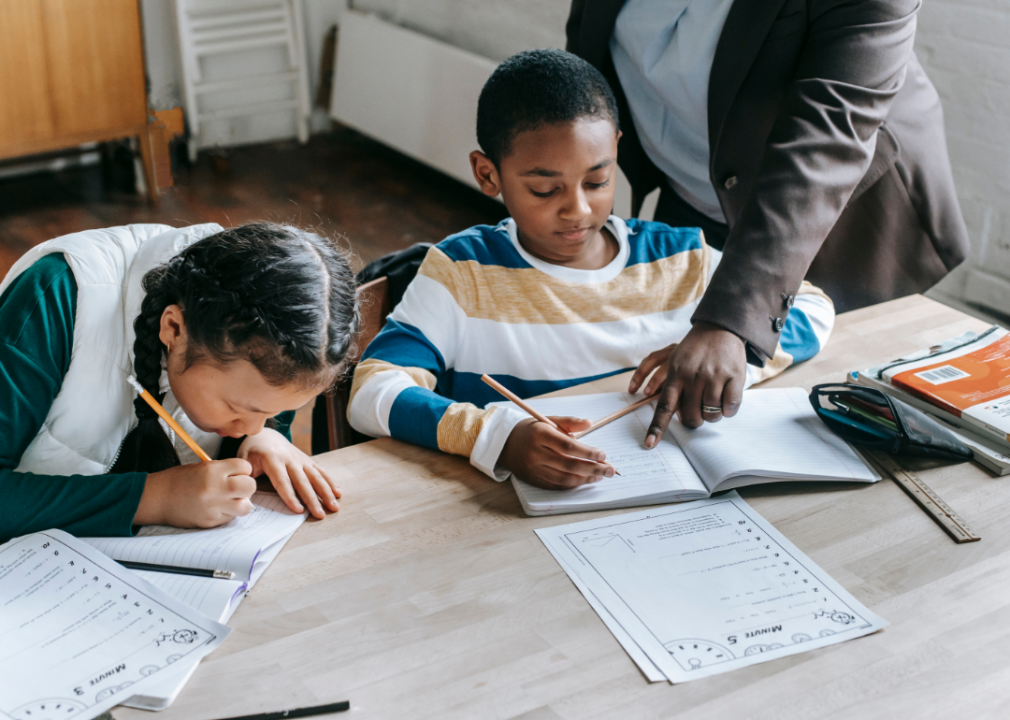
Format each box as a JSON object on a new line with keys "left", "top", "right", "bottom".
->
{"left": 0, "top": 223, "right": 226, "bottom": 475}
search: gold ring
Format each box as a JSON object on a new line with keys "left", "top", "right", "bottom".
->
{"left": 701, "top": 405, "right": 723, "bottom": 414}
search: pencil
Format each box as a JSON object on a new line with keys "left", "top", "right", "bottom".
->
{"left": 480, "top": 374, "right": 620, "bottom": 476}
{"left": 120, "top": 560, "right": 236, "bottom": 580}
{"left": 211, "top": 700, "right": 350, "bottom": 720}
{"left": 573, "top": 393, "right": 660, "bottom": 439}
{"left": 127, "top": 375, "right": 213, "bottom": 462}
{"left": 481, "top": 374, "right": 563, "bottom": 431}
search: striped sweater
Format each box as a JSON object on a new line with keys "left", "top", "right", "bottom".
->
{"left": 348, "top": 216, "right": 834, "bottom": 480}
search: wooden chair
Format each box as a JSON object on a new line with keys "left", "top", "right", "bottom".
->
{"left": 317, "top": 276, "right": 392, "bottom": 451}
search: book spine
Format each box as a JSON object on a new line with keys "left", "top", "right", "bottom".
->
{"left": 961, "top": 410, "right": 1010, "bottom": 445}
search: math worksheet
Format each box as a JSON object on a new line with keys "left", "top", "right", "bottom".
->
{"left": 0, "top": 530, "right": 229, "bottom": 720}
{"left": 537, "top": 492, "right": 887, "bottom": 683}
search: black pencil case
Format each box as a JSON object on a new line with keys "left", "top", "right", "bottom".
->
{"left": 808, "top": 383, "right": 972, "bottom": 461}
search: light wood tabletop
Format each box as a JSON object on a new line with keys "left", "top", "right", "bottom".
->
{"left": 115, "top": 295, "right": 1009, "bottom": 720}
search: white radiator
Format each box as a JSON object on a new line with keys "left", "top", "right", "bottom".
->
{"left": 330, "top": 10, "right": 638, "bottom": 217}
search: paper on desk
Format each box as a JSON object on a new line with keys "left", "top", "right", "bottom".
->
{"left": 120, "top": 571, "right": 248, "bottom": 711}
{"left": 548, "top": 543, "right": 665, "bottom": 682}
{"left": 536, "top": 493, "right": 887, "bottom": 683}
{"left": 0, "top": 530, "right": 229, "bottom": 720}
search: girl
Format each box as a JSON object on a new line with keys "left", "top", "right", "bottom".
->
{"left": 0, "top": 222, "right": 358, "bottom": 542}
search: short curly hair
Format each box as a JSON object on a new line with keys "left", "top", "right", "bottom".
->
{"left": 476, "top": 48, "right": 619, "bottom": 166}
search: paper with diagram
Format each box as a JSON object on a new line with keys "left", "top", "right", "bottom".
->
{"left": 0, "top": 529, "right": 228, "bottom": 720}
{"left": 536, "top": 492, "right": 886, "bottom": 683}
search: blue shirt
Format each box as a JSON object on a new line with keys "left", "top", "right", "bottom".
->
{"left": 610, "top": 0, "right": 735, "bottom": 222}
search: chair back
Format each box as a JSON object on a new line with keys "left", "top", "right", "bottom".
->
{"left": 322, "top": 276, "right": 392, "bottom": 451}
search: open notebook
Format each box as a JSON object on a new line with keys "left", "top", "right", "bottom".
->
{"left": 83, "top": 492, "right": 306, "bottom": 710}
{"left": 496, "top": 388, "right": 879, "bottom": 516}
{"left": 84, "top": 491, "right": 305, "bottom": 586}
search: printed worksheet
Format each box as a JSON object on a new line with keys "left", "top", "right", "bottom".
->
{"left": 0, "top": 530, "right": 228, "bottom": 720}
{"left": 537, "top": 492, "right": 887, "bottom": 683}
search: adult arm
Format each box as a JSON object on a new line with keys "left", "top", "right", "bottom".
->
{"left": 0, "top": 255, "right": 147, "bottom": 542}
{"left": 653, "top": 0, "right": 919, "bottom": 434}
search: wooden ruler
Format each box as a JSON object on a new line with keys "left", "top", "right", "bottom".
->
{"left": 869, "top": 450, "right": 980, "bottom": 544}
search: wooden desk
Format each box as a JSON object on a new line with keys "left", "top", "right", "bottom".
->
{"left": 117, "top": 295, "right": 1006, "bottom": 720}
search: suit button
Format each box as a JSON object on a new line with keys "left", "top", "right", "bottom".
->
{"left": 724, "top": 175, "right": 738, "bottom": 190}
{"left": 773, "top": 317, "right": 784, "bottom": 332}
{"left": 784, "top": 294, "right": 795, "bottom": 308}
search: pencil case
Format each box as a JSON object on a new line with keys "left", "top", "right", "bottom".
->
{"left": 808, "top": 383, "right": 972, "bottom": 461}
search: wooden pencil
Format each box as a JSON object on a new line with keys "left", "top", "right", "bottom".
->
{"left": 481, "top": 374, "right": 563, "bottom": 431}
{"left": 573, "top": 393, "right": 660, "bottom": 439}
{"left": 127, "top": 375, "right": 213, "bottom": 462}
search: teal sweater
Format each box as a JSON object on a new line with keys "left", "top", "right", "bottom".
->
{"left": 0, "top": 254, "right": 293, "bottom": 542}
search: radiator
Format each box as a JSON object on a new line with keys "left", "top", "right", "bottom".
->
{"left": 330, "top": 10, "right": 638, "bottom": 217}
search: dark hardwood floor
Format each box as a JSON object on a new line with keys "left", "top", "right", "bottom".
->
{"left": 0, "top": 126, "right": 508, "bottom": 452}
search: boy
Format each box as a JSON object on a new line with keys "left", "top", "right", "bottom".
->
{"left": 348, "top": 49, "right": 833, "bottom": 491}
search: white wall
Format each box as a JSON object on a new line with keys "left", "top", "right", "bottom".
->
{"left": 140, "top": 0, "right": 1010, "bottom": 316}
{"left": 916, "top": 0, "right": 1010, "bottom": 319}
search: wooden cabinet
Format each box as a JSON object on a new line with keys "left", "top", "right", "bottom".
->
{"left": 0, "top": 0, "right": 157, "bottom": 199}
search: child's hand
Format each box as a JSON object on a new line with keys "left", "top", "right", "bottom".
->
{"left": 498, "top": 417, "right": 615, "bottom": 490}
{"left": 137, "top": 459, "right": 257, "bottom": 528}
{"left": 238, "top": 428, "right": 341, "bottom": 519}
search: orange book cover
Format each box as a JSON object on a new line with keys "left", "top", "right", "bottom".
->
{"left": 890, "top": 331, "right": 1010, "bottom": 440}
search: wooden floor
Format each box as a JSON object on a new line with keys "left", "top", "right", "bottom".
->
{"left": 0, "top": 127, "right": 508, "bottom": 451}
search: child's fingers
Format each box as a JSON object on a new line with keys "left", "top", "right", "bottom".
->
{"left": 538, "top": 467, "right": 605, "bottom": 489}
{"left": 289, "top": 465, "right": 326, "bottom": 519}
{"left": 312, "top": 463, "right": 342, "bottom": 499}
{"left": 630, "top": 347, "right": 673, "bottom": 395}
{"left": 226, "top": 496, "right": 255, "bottom": 519}
{"left": 261, "top": 456, "right": 305, "bottom": 514}
{"left": 540, "top": 426, "right": 607, "bottom": 463}
{"left": 551, "top": 416, "right": 592, "bottom": 433}
{"left": 304, "top": 464, "right": 340, "bottom": 513}
{"left": 541, "top": 452, "right": 614, "bottom": 480}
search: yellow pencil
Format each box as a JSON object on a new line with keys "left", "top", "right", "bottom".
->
{"left": 127, "top": 375, "right": 213, "bottom": 462}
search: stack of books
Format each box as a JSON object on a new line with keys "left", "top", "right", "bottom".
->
{"left": 851, "top": 325, "right": 1010, "bottom": 475}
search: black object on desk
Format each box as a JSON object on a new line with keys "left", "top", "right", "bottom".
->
{"left": 213, "top": 701, "right": 351, "bottom": 720}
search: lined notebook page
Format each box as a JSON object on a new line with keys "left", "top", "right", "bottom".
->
{"left": 85, "top": 492, "right": 306, "bottom": 582}
{"left": 661, "top": 387, "right": 878, "bottom": 491}
{"left": 498, "top": 393, "right": 708, "bottom": 514}
{"left": 133, "top": 570, "right": 247, "bottom": 622}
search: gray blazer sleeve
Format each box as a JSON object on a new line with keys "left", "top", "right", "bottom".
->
{"left": 693, "top": 0, "right": 920, "bottom": 360}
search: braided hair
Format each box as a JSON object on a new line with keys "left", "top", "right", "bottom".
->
{"left": 110, "top": 223, "right": 358, "bottom": 474}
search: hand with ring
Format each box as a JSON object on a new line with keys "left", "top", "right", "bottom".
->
{"left": 627, "top": 322, "right": 747, "bottom": 448}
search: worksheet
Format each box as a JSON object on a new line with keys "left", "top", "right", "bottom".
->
{"left": 537, "top": 493, "right": 887, "bottom": 683}
{"left": 0, "top": 530, "right": 229, "bottom": 720}
{"left": 121, "top": 571, "right": 248, "bottom": 711}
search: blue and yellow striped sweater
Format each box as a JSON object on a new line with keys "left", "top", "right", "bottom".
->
{"left": 349, "top": 216, "right": 834, "bottom": 479}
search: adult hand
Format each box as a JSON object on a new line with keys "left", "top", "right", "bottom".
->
{"left": 630, "top": 322, "right": 747, "bottom": 448}
{"left": 136, "top": 458, "right": 257, "bottom": 528}
{"left": 238, "top": 428, "right": 341, "bottom": 519}
{"left": 498, "top": 417, "right": 615, "bottom": 490}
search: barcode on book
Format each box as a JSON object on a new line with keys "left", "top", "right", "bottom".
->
{"left": 914, "top": 365, "right": 970, "bottom": 385}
